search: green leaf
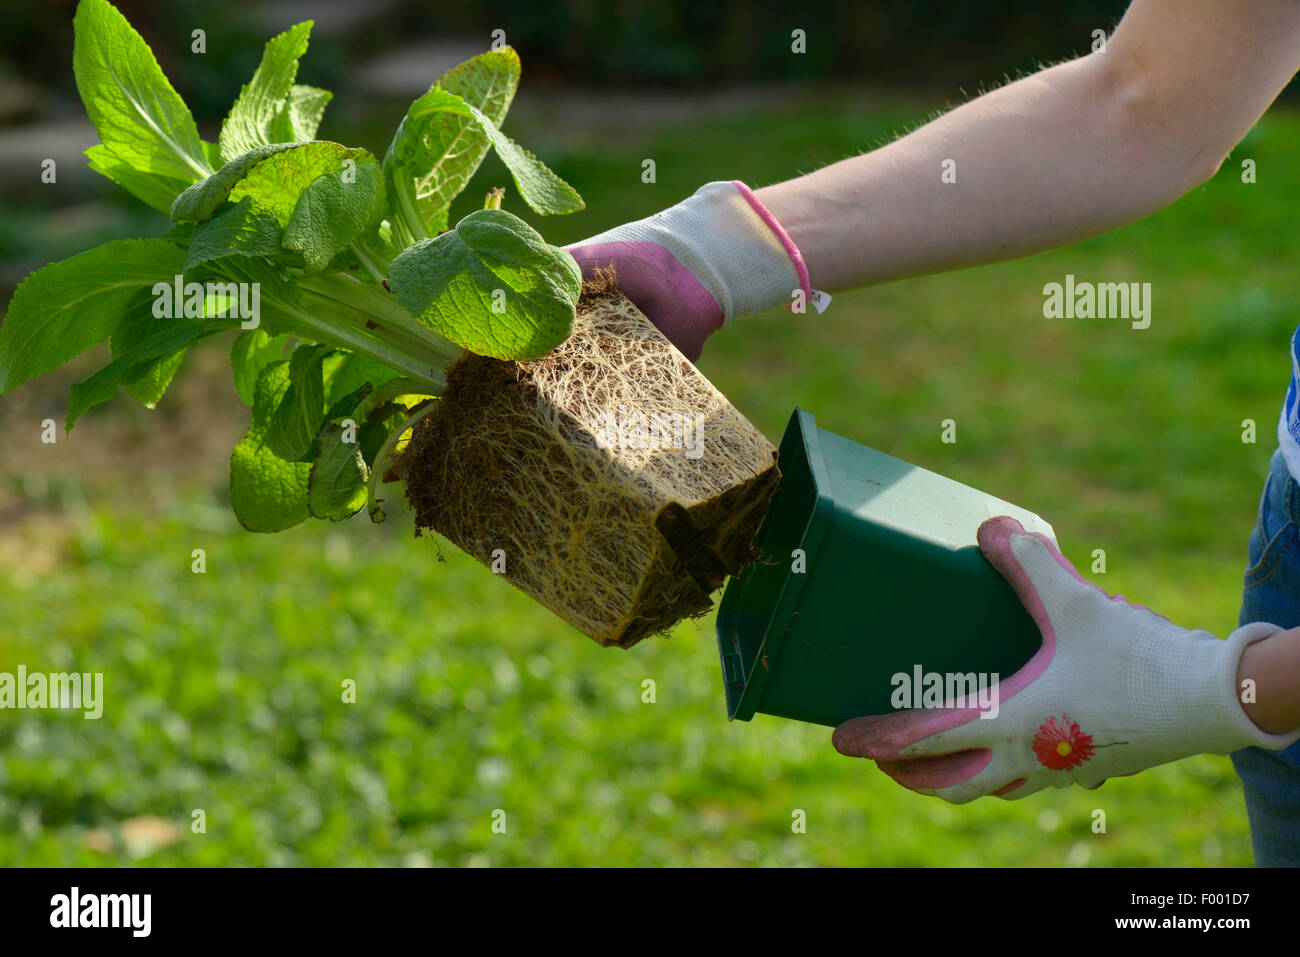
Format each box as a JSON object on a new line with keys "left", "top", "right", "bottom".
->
{"left": 385, "top": 48, "right": 520, "bottom": 234}
{"left": 443, "top": 47, "right": 519, "bottom": 122}
{"left": 73, "top": 0, "right": 212, "bottom": 192}
{"left": 0, "top": 238, "right": 186, "bottom": 393}
{"left": 123, "top": 349, "right": 185, "bottom": 407}
{"left": 231, "top": 328, "right": 289, "bottom": 405}
{"left": 308, "top": 421, "right": 369, "bottom": 521}
{"left": 68, "top": 315, "right": 240, "bottom": 429}
{"left": 172, "top": 141, "right": 374, "bottom": 226}
{"left": 219, "top": 21, "right": 313, "bottom": 162}
{"left": 231, "top": 360, "right": 311, "bottom": 532}
{"left": 385, "top": 84, "right": 582, "bottom": 238}
{"left": 265, "top": 343, "right": 330, "bottom": 461}
{"left": 272, "top": 85, "right": 333, "bottom": 143}
{"left": 163, "top": 221, "right": 196, "bottom": 244}
{"left": 358, "top": 401, "right": 412, "bottom": 465}
{"left": 387, "top": 208, "right": 578, "bottom": 360}
{"left": 85, "top": 144, "right": 194, "bottom": 213}
{"left": 202, "top": 140, "right": 224, "bottom": 171}
{"left": 242, "top": 145, "right": 379, "bottom": 228}
{"left": 109, "top": 287, "right": 187, "bottom": 408}
{"left": 185, "top": 197, "right": 284, "bottom": 270}
{"left": 281, "top": 159, "right": 386, "bottom": 272}
{"left": 323, "top": 351, "right": 399, "bottom": 408}
{"left": 207, "top": 257, "right": 311, "bottom": 339}
{"left": 171, "top": 143, "right": 298, "bottom": 221}
{"left": 470, "top": 111, "right": 584, "bottom": 216}
{"left": 352, "top": 378, "right": 430, "bottom": 422}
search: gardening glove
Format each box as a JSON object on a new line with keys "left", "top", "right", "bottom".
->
{"left": 832, "top": 516, "right": 1300, "bottom": 804}
{"left": 564, "top": 180, "right": 813, "bottom": 361}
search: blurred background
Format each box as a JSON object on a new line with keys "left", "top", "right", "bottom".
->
{"left": 2, "top": 0, "right": 1297, "bottom": 865}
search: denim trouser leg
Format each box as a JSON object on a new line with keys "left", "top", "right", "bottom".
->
{"left": 1233, "top": 447, "right": 1300, "bottom": 866}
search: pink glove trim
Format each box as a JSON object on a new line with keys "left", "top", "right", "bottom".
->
{"left": 730, "top": 180, "right": 811, "bottom": 301}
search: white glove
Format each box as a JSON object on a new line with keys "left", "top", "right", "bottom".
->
{"left": 833, "top": 516, "right": 1300, "bottom": 803}
{"left": 565, "top": 181, "right": 813, "bottom": 359}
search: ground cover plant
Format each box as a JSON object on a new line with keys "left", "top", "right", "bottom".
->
{"left": 0, "top": 0, "right": 778, "bottom": 646}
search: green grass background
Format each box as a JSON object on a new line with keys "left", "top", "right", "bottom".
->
{"left": 1, "top": 90, "right": 1295, "bottom": 866}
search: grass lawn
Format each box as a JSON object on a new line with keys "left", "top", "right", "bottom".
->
{"left": 1, "top": 86, "right": 1295, "bottom": 865}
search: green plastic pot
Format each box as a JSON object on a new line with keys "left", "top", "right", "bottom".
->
{"left": 715, "top": 408, "right": 1056, "bottom": 728}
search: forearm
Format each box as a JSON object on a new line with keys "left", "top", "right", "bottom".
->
{"left": 756, "top": 57, "right": 1184, "bottom": 290}
{"left": 1239, "top": 626, "right": 1300, "bottom": 735}
{"left": 757, "top": 0, "right": 1300, "bottom": 293}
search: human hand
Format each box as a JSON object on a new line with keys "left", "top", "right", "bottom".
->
{"left": 564, "top": 180, "right": 810, "bottom": 361}
{"left": 832, "top": 516, "right": 1300, "bottom": 803}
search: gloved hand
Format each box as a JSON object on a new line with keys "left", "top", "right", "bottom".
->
{"left": 833, "top": 515, "right": 1300, "bottom": 803}
{"left": 564, "top": 180, "right": 812, "bottom": 361}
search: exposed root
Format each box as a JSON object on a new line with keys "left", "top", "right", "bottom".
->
{"left": 393, "top": 268, "right": 779, "bottom": 647}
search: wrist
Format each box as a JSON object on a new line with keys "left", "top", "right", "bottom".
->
{"left": 1237, "top": 623, "right": 1300, "bottom": 736}
{"left": 1130, "top": 620, "right": 1297, "bottom": 757}
{"left": 650, "top": 180, "right": 809, "bottom": 324}
{"left": 722, "top": 181, "right": 811, "bottom": 321}
{"left": 1212, "top": 622, "right": 1300, "bottom": 750}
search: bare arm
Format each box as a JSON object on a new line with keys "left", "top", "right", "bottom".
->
{"left": 1240, "top": 628, "right": 1300, "bottom": 734}
{"left": 757, "top": 0, "right": 1300, "bottom": 291}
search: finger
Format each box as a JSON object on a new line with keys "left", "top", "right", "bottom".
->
{"left": 977, "top": 516, "right": 1089, "bottom": 637}
{"left": 835, "top": 706, "right": 991, "bottom": 760}
{"left": 992, "top": 777, "right": 1028, "bottom": 796}
{"left": 835, "top": 701, "right": 1015, "bottom": 762}
{"left": 875, "top": 750, "right": 992, "bottom": 791}
{"left": 934, "top": 750, "right": 1037, "bottom": 805}
{"left": 990, "top": 776, "right": 1049, "bottom": 802}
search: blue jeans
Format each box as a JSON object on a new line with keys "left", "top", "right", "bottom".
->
{"left": 1233, "top": 446, "right": 1300, "bottom": 866}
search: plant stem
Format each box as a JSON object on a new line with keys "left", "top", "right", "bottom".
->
{"left": 299, "top": 272, "right": 462, "bottom": 364}
{"left": 367, "top": 400, "right": 439, "bottom": 522}
{"left": 353, "top": 377, "right": 433, "bottom": 421}
{"left": 279, "top": 299, "right": 446, "bottom": 394}
{"left": 390, "top": 171, "right": 430, "bottom": 246}
{"left": 348, "top": 240, "right": 388, "bottom": 285}
{"left": 216, "top": 252, "right": 452, "bottom": 398}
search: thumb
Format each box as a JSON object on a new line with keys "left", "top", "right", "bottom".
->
{"left": 977, "top": 515, "right": 1098, "bottom": 643}
{"left": 564, "top": 242, "right": 721, "bottom": 361}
